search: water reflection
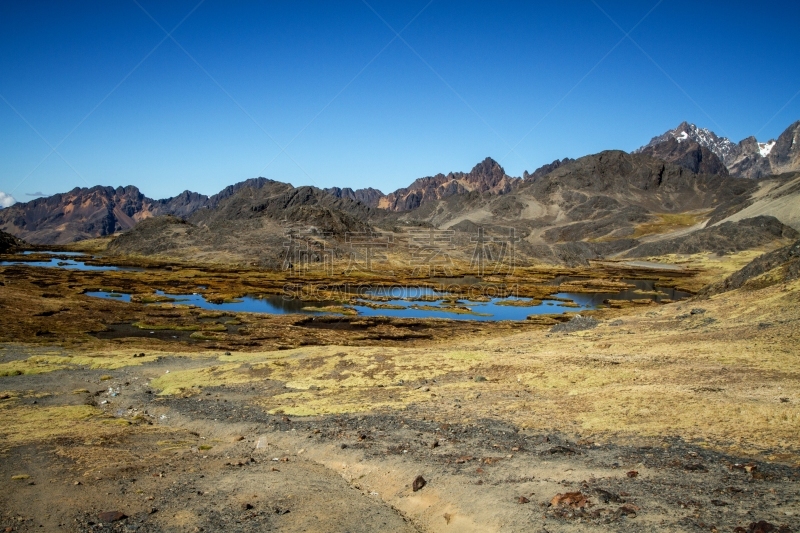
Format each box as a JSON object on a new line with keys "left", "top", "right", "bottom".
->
{"left": 1, "top": 258, "right": 142, "bottom": 272}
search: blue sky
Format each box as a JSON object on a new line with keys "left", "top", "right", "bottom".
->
{"left": 1, "top": 1, "right": 799, "bottom": 202}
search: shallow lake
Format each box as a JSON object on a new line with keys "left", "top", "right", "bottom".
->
{"left": 1, "top": 257, "right": 142, "bottom": 272}
{"left": 85, "top": 278, "right": 689, "bottom": 321}
{"left": 22, "top": 250, "right": 88, "bottom": 256}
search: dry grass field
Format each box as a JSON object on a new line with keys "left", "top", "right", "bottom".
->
{"left": 0, "top": 249, "right": 798, "bottom": 532}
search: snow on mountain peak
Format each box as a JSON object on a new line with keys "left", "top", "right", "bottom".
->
{"left": 758, "top": 140, "right": 776, "bottom": 157}
{"left": 636, "top": 122, "right": 738, "bottom": 163}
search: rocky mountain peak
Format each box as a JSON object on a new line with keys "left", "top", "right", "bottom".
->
{"left": 636, "top": 122, "right": 738, "bottom": 164}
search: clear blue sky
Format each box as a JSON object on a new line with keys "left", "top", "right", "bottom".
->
{"left": 1, "top": 0, "right": 799, "bottom": 202}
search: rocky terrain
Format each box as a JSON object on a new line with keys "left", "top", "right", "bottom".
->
{"left": 107, "top": 181, "right": 378, "bottom": 267}
{"left": 2, "top": 119, "right": 798, "bottom": 267}
{"left": 0, "top": 243, "right": 798, "bottom": 532}
{"left": 637, "top": 120, "right": 800, "bottom": 179}
{"left": 324, "top": 186, "right": 385, "bottom": 208}
{"left": 0, "top": 230, "right": 26, "bottom": 254}
{"left": 76, "top": 149, "right": 794, "bottom": 268}
{"left": 637, "top": 136, "right": 729, "bottom": 176}
{"left": 624, "top": 216, "right": 799, "bottom": 258}
{"left": 701, "top": 238, "right": 800, "bottom": 296}
{"left": 377, "top": 157, "right": 520, "bottom": 212}
{"left": 0, "top": 186, "right": 209, "bottom": 245}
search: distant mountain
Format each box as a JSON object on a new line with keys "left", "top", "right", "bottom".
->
{"left": 636, "top": 119, "right": 800, "bottom": 179}
{"left": 636, "top": 121, "right": 738, "bottom": 163}
{"left": 726, "top": 120, "right": 800, "bottom": 179}
{"left": 108, "top": 180, "right": 376, "bottom": 268}
{"left": 523, "top": 158, "right": 575, "bottom": 181}
{"left": 324, "top": 187, "right": 384, "bottom": 208}
{"left": 0, "top": 185, "right": 209, "bottom": 245}
{"left": 637, "top": 137, "right": 728, "bottom": 176}
{"left": 377, "top": 157, "right": 520, "bottom": 211}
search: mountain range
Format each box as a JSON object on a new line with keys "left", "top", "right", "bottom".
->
{"left": 1, "top": 118, "right": 798, "bottom": 266}
{"left": 635, "top": 120, "right": 800, "bottom": 179}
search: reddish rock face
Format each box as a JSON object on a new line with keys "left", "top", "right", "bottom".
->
{"left": 378, "top": 157, "right": 521, "bottom": 212}
{"left": 0, "top": 185, "right": 209, "bottom": 245}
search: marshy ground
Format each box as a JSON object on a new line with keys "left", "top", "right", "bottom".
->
{"left": 0, "top": 250, "right": 798, "bottom": 532}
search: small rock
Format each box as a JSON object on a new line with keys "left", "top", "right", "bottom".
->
{"left": 616, "top": 503, "right": 639, "bottom": 517}
{"left": 543, "top": 446, "right": 575, "bottom": 455}
{"left": 241, "top": 503, "right": 253, "bottom": 510}
{"left": 517, "top": 496, "right": 530, "bottom": 504}
{"left": 474, "top": 376, "right": 487, "bottom": 382}
{"left": 550, "top": 491, "right": 588, "bottom": 508}
{"left": 684, "top": 463, "right": 708, "bottom": 472}
{"left": 430, "top": 440, "right": 439, "bottom": 449}
{"left": 231, "top": 435, "right": 245, "bottom": 442}
{"left": 594, "top": 488, "right": 621, "bottom": 503}
{"left": 743, "top": 520, "right": 788, "bottom": 533}
{"left": 690, "top": 308, "right": 706, "bottom": 315}
{"left": 412, "top": 475, "right": 427, "bottom": 492}
{"left": 550, "top": 315, "right": 599, "bottom": 334}
{"left": 97, "top": 511, "right": 126, "bottom": 523}
{"left": 626, "top": 470, "right": 638, "bottom": 478}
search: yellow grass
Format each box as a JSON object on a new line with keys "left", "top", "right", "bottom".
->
{"left": 632, "top": 212, "right": 708, "bottom": 239}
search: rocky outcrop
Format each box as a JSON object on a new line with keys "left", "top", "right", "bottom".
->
{"left": 637, "top": 137, "right": 728, "bottom": 176}
{"left": 636, "top": 121, "right": 738, "bottom": 163}
{"left": 0, "top": 185, "right": 209, "bottom": 245}
{"left": 638, "top": 119, "right": 800, "bottom": 179}
{"left": 523, "top": 158, "right": 575, "bottom": 181}
{"left": 725, "top": 120, "right": 800, "bottom": 179}
{"left": 0, "top": 229, "right": 26, "bottom": 254}
{"left": 701, "top": 238, "right": 800, "bottom": 296}
{"left": 324, "top": 187, "right": 384, "bottom": 208}
{"left": 378, "top": 157, "right": 520, "bottom": 211}
{"left": 624, "top": 216, "right": 798, "bottom": 258}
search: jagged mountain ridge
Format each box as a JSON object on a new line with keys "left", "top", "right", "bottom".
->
{"left": 107, "top": 180, "right": 377, "bottom": 267}
{"left": 2, "top": 117, "right": 797, "bottom": 254}
{"left": 0, "top": 185, "right": 209, "bottom": 245}
{"left": 377, "top": 157, "right": 520, "bottom": 212}
{"left": 636, "top": 119, "right": 800, "bottom": 179}
{"left": 636, "top": 121, "right": 738, "bottom": 163}
{"left": 324, "top": 187, "right": 384, "bottom": 208}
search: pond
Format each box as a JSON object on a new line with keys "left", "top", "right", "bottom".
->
{"left": 85, "top": 291, "right": 329, "bottom": 315}
{"left": 23, "top": 250, "right": 88, "bottom": 256}
{"left": 85, "top": 279, "right": 689, "bottom": 321}
{"left": 1, "top": 257, "right": 143, "bottom": 272}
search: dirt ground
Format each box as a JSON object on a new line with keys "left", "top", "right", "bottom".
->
{"left": 0, "top": 255, "right": 798, "bottom": 532}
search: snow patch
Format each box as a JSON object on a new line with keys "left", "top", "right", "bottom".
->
{"left": 674, "top": 131, "right": 689, "bottom": 142}
{"left": 758, "top": 140, "right": 776, "bottom": 157}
